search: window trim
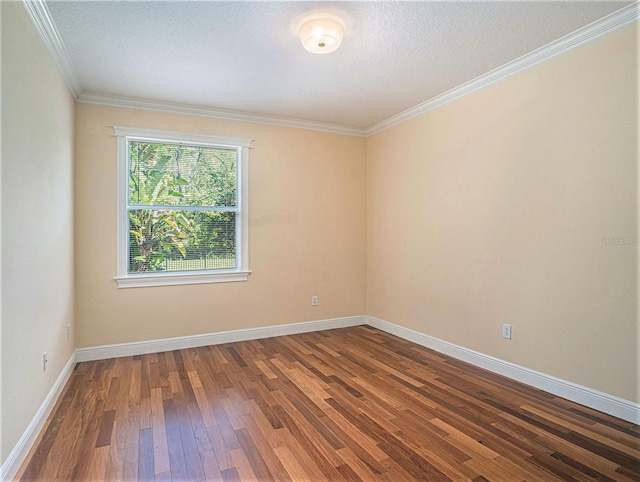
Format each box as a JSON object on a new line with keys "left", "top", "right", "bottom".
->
{"left": 112, "top": 126, "right": 252, "bottom": 288}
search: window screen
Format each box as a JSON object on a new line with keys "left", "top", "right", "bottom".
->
{"left": 127, "top": 141, "right": 239, "bottom": 273}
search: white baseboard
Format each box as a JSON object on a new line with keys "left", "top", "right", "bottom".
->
{"left": 77, "top": 315, "right": 367, "bottom": 362}
{"left": 0, "top": 351, "right": 77, "bottom": 481}
{"left": 4, "top": 313, "right": 636, "bottom": 482}
{"left": 366, "top": 316, "right": 640, "bottom": 425}
{"left": 2, "top": 316, "right": 366, "bottom": 478}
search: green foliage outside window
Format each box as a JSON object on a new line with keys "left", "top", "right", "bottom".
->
{"left": 128, "top": 141, "right": 237, "bottom": 273}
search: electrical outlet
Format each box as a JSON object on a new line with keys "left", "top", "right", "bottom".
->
{"left": 311, "top": 295, "right": 318, "bottom": 306}
{"left": 67, "top": 324, "right": 71, "bottom": 340}
{"left": 43, "top": 352, "right": 48, "bottom": 371}
{"left": 502, "top": 324, "right": 512, "bottom": 340}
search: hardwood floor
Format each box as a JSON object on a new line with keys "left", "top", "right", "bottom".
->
{"left": 17, "top": 326, "right": 640, "bottom": 481}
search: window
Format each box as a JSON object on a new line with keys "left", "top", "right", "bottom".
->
{"left": 113, "top": 127, "right": 251, "bottom": 288}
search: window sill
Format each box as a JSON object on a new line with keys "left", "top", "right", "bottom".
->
{"left": 114, "top": 270, "right": 251, "bottom": 288}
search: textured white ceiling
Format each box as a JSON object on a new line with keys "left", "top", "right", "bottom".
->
{"left": 46, "top": 1, "right": 631, "bottom": 129}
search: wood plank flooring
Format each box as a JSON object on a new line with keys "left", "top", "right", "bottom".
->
{"left": 16, "top": 326, "right": 640, "bottom": 481}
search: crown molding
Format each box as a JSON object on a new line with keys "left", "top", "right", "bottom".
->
{"left": 365, "top": 1, "right": 640, "bottom": 136}
{"left": 20, "top": 0, "right": 363, "bottom": 136}
{"left": 78, "top": 92, "right": 367, "bottom": 137}
{"left": 22, "top": 0, "right": 83, "bottom": 99}
{"left": 22, "top": 0, "right": 637, "bottom": 138}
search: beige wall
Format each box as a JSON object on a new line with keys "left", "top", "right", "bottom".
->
{"left": 2, "top": 4, "right": 637, "bottom": 466}
{"left": 1, "top": 2, "right": 76, "bottom": 464}
{"left": 74, "top": 105, "right": 367, "bottom": 348}
{"left": 367, "top": 24, "right": 639, "bottom": 402}
{"left": 0, "top": 0, "right": 4, "bottom": 463}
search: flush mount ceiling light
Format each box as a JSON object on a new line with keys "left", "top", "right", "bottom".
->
{"left": 298, "top": 13, "right": 345, "bottom": 54}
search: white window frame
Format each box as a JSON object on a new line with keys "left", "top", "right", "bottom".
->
{"left": 112, "top": 126, "right": 252, "bottom": 288}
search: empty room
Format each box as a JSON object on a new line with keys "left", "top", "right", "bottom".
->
{"left": 1, "top": 0, "right": 639, "bottom": 480}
